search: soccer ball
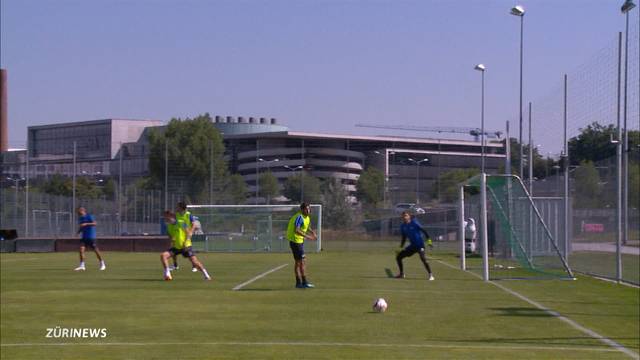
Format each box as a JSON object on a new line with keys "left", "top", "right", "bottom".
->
{"left": 373, "top": 298, "right": 388, "bottom": 313}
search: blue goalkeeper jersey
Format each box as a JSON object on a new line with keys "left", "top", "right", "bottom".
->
{"left": 400, "top": 219, "right": 429, "bottom": 248}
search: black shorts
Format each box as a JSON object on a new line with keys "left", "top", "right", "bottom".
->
{"left": 398, "top": 244, "right": 425, "bottom": 258}
{"left": 80, "top": 238, "right": 97, "bottom": 249}
{"left": 289, "top": 242, "right": 305, "bottom": 261}
{"left": 168, "top": 247, "right": 195, "bottom": 258}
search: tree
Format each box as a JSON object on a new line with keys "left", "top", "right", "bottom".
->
{"left": 103, "top": 179, "right": 116, "bottom": 200}
{"left": 283, "top": 173, "right": 321, "bottom": 203}
{"left": 568, "top": 122, "right": 639, "bottom": 165}
{"left": 574, "top": 160, "right": 601, "bottom": 208}
{"left": 569, "top": 123, "right": 616, "bottom": 165}
{"left": 259, "top": 171, "right": 280, "bottom": 204}
{"left": 226, "top": 174, "right": 248, "bottom": 204}
{"left": 433, "top": 168, "right": 480, "bottom": 203}
{"left": 41, "top": 174, "right": 72, "bottom": 197}
{"left": 321, "top": 178, "right": 354, "bottom": 229}
{"left": 75, "top": 177, "right": 102, "bottom": 199}
{"left": 147, "top": 113, "right": 228, "bottom": 201}
{"left": 355, "top": 167, "right": 384, "bottom": 206}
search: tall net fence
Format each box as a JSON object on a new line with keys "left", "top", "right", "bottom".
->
{"left": 518, "top": 15, "right": 640, "bottom": 284}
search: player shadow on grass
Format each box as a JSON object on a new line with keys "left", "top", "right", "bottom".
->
{"left": 490, "top": 307, "right": 555, "bottom": 317}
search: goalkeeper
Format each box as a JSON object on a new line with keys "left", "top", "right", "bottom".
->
{"left": 395, "top": 211, "right": 434, "bottom": 281}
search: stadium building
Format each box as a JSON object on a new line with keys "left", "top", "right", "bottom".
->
{"left": 2, "top": 116, "right": 506, "bottom": 205}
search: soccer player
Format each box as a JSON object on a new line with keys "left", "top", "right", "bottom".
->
{"left": 286, "top": 203, "right": 317, "bottom": 288}
{"left": 395, "top": 211, "right": 434, "bottom": 280}
{"left": 171, "top": 202, "right": 198, "bottom": 273}
{"left": 160, "top": 211, "right": 211, "bottom": 281}
{"left": 74, "top": 207, "right": 106, "bottom": 271}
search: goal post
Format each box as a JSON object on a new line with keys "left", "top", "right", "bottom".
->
{"left": 460, "top": 174, "right": 574, "bottom": 281}
{"left": 186, "top": 204, "right": 322, "bottom": 253}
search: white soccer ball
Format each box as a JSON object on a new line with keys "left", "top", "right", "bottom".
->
{"left": 373, "top": 298, "right": 388, "bottom": 313}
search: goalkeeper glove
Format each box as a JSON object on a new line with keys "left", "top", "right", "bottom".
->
{"left": 427, "top": 238, "right": 433, "bottom": 248}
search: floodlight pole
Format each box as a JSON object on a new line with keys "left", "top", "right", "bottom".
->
{"left": 505, "top": 121, "right": 511, "bottom": 175}
{"left": 616, "top": 31, "right": 623, "bottom": 283}
{"left": 621, "top": 0, "right": 635, "bottom": 247}
{"left": 480, "top": 68, "right": 486, "bottom": 174}
{"left": 528, "top": 102, "right": 533, "bottom": 193}
{"left": 481, "top": 173, "right": 489, "bottom": 282}
{"left": 459, "top": 185, "right": 466, "bottom": 270}
{"left": 563, "top": 74, "right": 570, "bottom": 262}
{"left": 25, "top": 148, "right": 30, "bottom": 237}
{"left": 72, "top": 141, "right": 76, "bottom": 236}
{"left": 164, "top": 141, "right": 168, "bottom": 210}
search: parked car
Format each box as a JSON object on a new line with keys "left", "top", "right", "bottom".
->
{"left": 394, "top": 203, "right": 426, "bottom": 215}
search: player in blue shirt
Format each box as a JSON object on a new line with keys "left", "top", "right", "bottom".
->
{"left": 395, "top": 211, "right": 434, "bottom": 280}
{"left": 74, "top": 207, "right": 106, "bottom": 271}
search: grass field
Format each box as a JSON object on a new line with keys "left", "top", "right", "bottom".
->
{"left": 1, "top": 248, "right": 639, "bottom": 359}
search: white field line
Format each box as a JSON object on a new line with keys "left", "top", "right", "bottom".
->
{"left": 0, "top": 341, "right": 621, "bottom": 353}
{"left": 232, "top": 263, "right": 288, "bottom": 291}
{"left": 435, "top": 259, "right": 640, "bottom": 360}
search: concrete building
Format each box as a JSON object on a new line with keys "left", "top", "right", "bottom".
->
{"left": 2, "top": 116, "right": 506, "bottom": 205}
{"left": 219, "top": 120, "right": 505, "bottom": 204}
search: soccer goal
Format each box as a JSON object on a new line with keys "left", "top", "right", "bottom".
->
{"left": 186, "top": 204, "right": 322, "bottom": 253}
{"left": 459, "top": 174, "right": 574, "bottom": 281}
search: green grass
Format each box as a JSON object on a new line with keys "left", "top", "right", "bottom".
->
{"left": 1, "top": 249, "right": 638, "bottom": 359}
{"left": 569, "top": 252, "right": 640, "bottom": 285}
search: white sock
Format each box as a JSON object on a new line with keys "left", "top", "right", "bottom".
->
{"left": 165, "top": 268, "right": 171, "bottom": 277}
{"left": 79, "top": 261, "right": 85, "bottom": 267}
{"left": 100, "top": 261, "right": 105, "bottom": 265}
{"left": 202, "top": 269, "right": 210, "bottom": 279}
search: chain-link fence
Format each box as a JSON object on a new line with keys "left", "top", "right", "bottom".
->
{"left": 0, "top": 7, "right": 638, "bottom": 285}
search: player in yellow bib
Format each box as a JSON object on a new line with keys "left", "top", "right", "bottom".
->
{"left": 169, "top": 202, "right": 198, "bottom": 273}
{"left": 160, "top": 210, "right": 211, "bottom": 281}
{"left": 287, "top": 203, "right": 317, "bottom": 288}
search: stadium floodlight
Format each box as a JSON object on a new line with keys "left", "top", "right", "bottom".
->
{"left": 510, "top": 5, "right": 525, "bottom": 16}
{"left": 621, "top": 0, "right": 636, "bottom": 13}
{"left": 511, "top": 4, "right": 525, "bottom": 183}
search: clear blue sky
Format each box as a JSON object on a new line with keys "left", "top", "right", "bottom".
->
{"left": 1, "top": 0, "right": 635, "bottom": 154}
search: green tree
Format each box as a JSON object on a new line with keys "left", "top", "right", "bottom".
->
{"left": 148, "top": 113, "right": 227, "bottom": 201}
{"left": 226, "top": 174, "right": 248, "bottom": 204}
{"left": 41, "top": 174, "right": 72, "bottom": 197}
{"left": 283, "top": 173, "right": 321, "bottom": 203}
{"left": 259, "top": 171, "right": 280, "bottom": 204}
{"left": 574, "top": 160, "right": 601, "bottom": 208}
{"left": 568, "top": 122, "right": 639, "bottom": 165}
{"left": 103, "top": 179, "right": 116, "bottom": 200}
{"left": 355, "top": 166, "right": 384, "bottom": 206}
{"left": 321, "top": 178, "right": 354, "bottom": 229}
{"left": 75, "top": 177, "right": 102, "bottom": 199}
{"left": 433, "top": 168, "right": 480, "bottom": 203}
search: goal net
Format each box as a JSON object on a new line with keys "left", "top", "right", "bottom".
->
{"left": 186, "top": 204, "right": 322, "bottom": 253}
{"left": 461, "top": 174, "right": 574, "bottom": 280}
